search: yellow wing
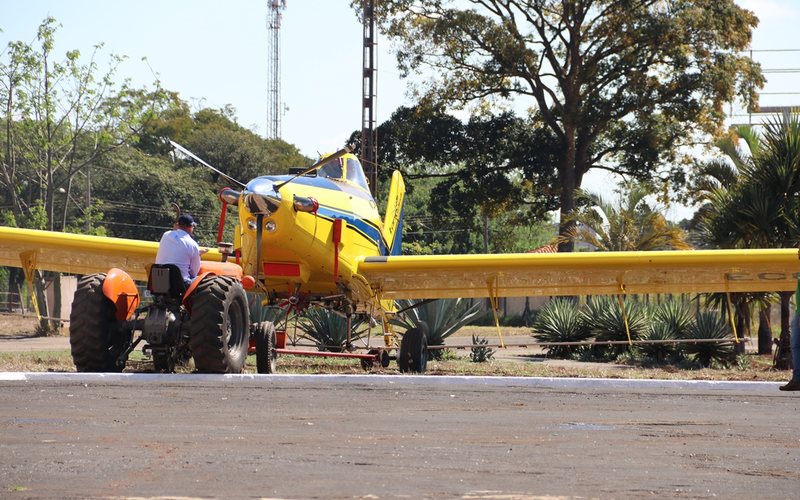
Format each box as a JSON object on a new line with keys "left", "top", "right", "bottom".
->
{"left": 356, "top": 249, "right": 800, "bottom": 299}
{"left": 0, "top": 226, "right": 222, "bottom": 282}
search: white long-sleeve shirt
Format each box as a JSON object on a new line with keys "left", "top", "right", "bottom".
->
{"left": 154, "top": 229, "right": 201, "bottom": 283}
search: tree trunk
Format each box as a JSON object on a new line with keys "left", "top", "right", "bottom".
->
{"left": 34, "top": 271, "right": 52, "bottom": 336}
{"left": 734, "top": 301, "right": 746, "bottom": 355}
{"left": 775, "top": 291, "right": 792, "bottom": 370}
{"left": 557, "top": 127, "right": 577, "bottom": 253}
{"left": 757, "top": 305, "right": 772, "bottom": 355}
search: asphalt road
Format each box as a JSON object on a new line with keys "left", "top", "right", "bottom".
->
{"left": 1, "top": 374, "right": 797, "bottom": 499}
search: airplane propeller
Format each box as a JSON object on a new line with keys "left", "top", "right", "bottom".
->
{"left": 243, "top": 178, "right": 282, "bottom": 216}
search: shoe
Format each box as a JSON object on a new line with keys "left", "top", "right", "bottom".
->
{"left": 779, "top": 379, "right": 800, "bottom": 391}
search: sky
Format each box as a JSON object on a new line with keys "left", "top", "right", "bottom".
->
{"left": 2, "top": 0, "right": 800, "bottom": 221}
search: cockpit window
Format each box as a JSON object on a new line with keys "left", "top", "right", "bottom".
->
{"left": 317, "top": 156, "right": 369, "bottom": 191}
{"left": 318, "top": 159, "right": 343, "bottom": 180}
{"left": 345, "top": 158, "right": 369, "bottom": 190}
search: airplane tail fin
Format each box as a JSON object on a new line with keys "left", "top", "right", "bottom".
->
{"left": 382, "top": 170, "right": 405, "bottom": 256}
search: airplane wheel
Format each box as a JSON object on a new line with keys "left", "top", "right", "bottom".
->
{"left": 189, "top": 276, "right": 250, "bottom": 373}
{"left": 70, "top": 273, "right": 128, "bottom": 372}
{"left": 255, "top": 321, "right": 278, "bottom": 374}
{"left": 152, "top": 348, "right": 176, "bottom": 373}
{"left": 361, "top": 349, "right": 381, "bottom": 371}
{"left": 398, "top": 324, "right": 428, "bottom": 373}
{"left": 380, "top": 349, "right": 391, "bottom": 368}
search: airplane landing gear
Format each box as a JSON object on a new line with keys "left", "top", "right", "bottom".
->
{"left": 398, "top": 323, "right": 428, "bottom": 373}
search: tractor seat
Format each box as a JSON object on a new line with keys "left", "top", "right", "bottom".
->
{"left": 148, "top": 264, "right": 187, "bottom": 298}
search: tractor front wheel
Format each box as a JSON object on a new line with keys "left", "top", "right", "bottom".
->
{"left": 189, "top": 276, "right": 250, "bottom": 373}
{"left": 254, "top": 320, "right": 278, "bottom": 374}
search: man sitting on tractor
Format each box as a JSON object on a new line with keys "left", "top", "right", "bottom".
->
{"left": 155, "top": 214, "right": 209, "bottom": 287}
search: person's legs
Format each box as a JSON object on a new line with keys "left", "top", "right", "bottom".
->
{"left": 780, "top": 314, "right": 800, "bottom": 390}
{"left": 792, "top": 313, "right": 800, "bottom": 381}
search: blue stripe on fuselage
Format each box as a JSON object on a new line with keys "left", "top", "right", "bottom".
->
{"left": 315, "top": 204, "right": 388, "bottom": 256}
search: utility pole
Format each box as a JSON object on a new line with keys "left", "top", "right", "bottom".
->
{"left": 361, "top": 0, "right": 378, "bottom": 198}
{"left": 267, "top": 0, "right": 286, "bottom": 139}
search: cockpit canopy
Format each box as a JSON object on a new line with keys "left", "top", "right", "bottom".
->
{"left": 317, "top": 154, "right": 369, "bottom": 191}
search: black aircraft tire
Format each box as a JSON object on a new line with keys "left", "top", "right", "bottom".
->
{"left": 399, "top": 324, "right": 428, "bottom": 373}
{"left": 189, "top": 276, "right": 250, "bottom": 373}
{"left": 152, "top": 349, "right": 175, "bottom": 373}
{"left": 255, "top": 321, "right": 278, "bottom": 374}
{"left": 69, "top": 273, "right": 126, "bottom": 372}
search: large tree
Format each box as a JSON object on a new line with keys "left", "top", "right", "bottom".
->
{"left": 373, "top": 0, "right": 763, "bottom": 251}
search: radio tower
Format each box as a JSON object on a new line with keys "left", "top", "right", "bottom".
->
{"left": 267, "top": 0, "right": 286, "bottom": 139}
{"left": 361, "top": 0, "right": 378, "bottom": 197}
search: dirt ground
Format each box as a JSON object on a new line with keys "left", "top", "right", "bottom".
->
{"left": 1, "top": 376, "right": 797, "bottom": 499}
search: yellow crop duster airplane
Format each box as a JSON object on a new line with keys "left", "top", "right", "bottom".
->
{"left": 1, "top": 144, "right": 800, "bottom": 374}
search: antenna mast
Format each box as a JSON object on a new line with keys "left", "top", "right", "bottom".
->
{"left": 361, "top": 0, "right": 378, "bottom": 198}
{"left": 267, "top": 0, "right": 286, "bottom": 139}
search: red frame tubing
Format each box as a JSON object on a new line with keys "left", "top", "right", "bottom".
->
{"left": 217, "top": 200, "right": 228, "bottom": 244}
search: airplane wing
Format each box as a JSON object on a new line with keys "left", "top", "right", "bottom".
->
{"left": 0, "top": 226, "right": 222, "bottom": 282}
{"left": 356, "top": 249, "right": 800, "bottom": 299}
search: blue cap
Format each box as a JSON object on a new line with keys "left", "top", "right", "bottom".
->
{"left": 177, "top": 214, "right": 197, "bottom": 227}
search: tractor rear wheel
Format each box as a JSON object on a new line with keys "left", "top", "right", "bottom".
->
{"left": 70, "top": 273, "right": 128, "bottom": 372}
{"left": 189, "top": 276, "right": 249, "bottom": 373}
{"left": 398, "top": 324, "right": 428, "bottom": 374}
{"left": 254, "top": 321, "right": 277, "bottom": 374}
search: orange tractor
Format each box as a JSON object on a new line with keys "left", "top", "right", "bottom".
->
{"left": 68, "top": 259, "right": 277, "bottom": 374}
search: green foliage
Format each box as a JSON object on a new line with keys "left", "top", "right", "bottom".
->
{"left": 636, "top": 322, "right": 680, "bottom": 364}
{"left": 532, "top": 298, "right": 591, "bottom": 359}
{"left": 681, "top": 311, "right": 736, "bottom": 368}
{"left": 570, "top": 184, "right": 691, "bottom": 251}
{"left": 582, "top": 296, "right": 648, "bottom": 356}
{"left": 248, "top": 295, "right": 285, "bottom": 324}
{"left": 375, "top": 1, "right": 763, "bottom": 241}
{"left": 653, "top": 299, "right": 695, "bottom": 338}
{"left": 392, "top": 298, "right": 484, "bottom": 348}
{"left": 296, "top": 308, "right": 366, "bottom": 352}
{"left": 689, "top": 116, "right": 800, "bottom": 364}
{"left": 469, "top": 334, "right": 495, "bottom": 363}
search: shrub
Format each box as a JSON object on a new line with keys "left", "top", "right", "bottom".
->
{"left": 297, "top": 307, "right": 366, "bottom": 352}
{"left": 681, "top": 310, "right": 736, "bottom": 367}
{"left": 636, "top": 321, "right": 680, "bottom": 364}
{"left": 583, "top": 296, "right": 648, "bottom": 358}
{"left": 653, "top": 299, "right": 694, "bottom": 337}
{"left": 469, "top": 334, "right": 495, "bottom": 363}
{"left": 393, "top": 298, "right": 484, "bottom": 358}
{"left": 248, "top": 294, "right": 285, "bottom": 324}
{"left": 532, "top": 298, "right": 591, "bottom": 358}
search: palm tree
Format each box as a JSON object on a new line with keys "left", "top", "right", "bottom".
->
{"left": 692, "top": 117, "right": 800, "bottom": 366}
{"left": 570, "top": 183, "right": 690, "bottom": 252}
{"left": 739, "top": 115, "right": 800, "bottom": 367}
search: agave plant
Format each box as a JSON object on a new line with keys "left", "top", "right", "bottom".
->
{"left": 636, "top": 321, "right": 680, "bottom": 364}
{"left": 297, "top": 307, "right": 366, "bottom": 352}
{"left": 469, "top": 334, "right": 495, "bottom": 363}
{"left": 248, "top": 294, "right": 286, "bottom": 324}
{"left": 392, "top": 299, "right": 484, "bottom": 355}
{"left": 653, "top": 299, "right": 694, "bottom": 338}
{"left": 532, "top": 298, "right": 591, "bottom": 358}
{"left": 681, "top": 310, "right": 736, "bottom": 368}
{"left": 582, "top": 296, "right": 648, "bottom": 357}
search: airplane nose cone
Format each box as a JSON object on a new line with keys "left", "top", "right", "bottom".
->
{"left": 244, "top": 178, "right": 282, "bottom": 215}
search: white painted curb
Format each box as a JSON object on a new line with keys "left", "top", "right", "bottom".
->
{"left": 0, "top": 372, "right": 786, "bottom": 394}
